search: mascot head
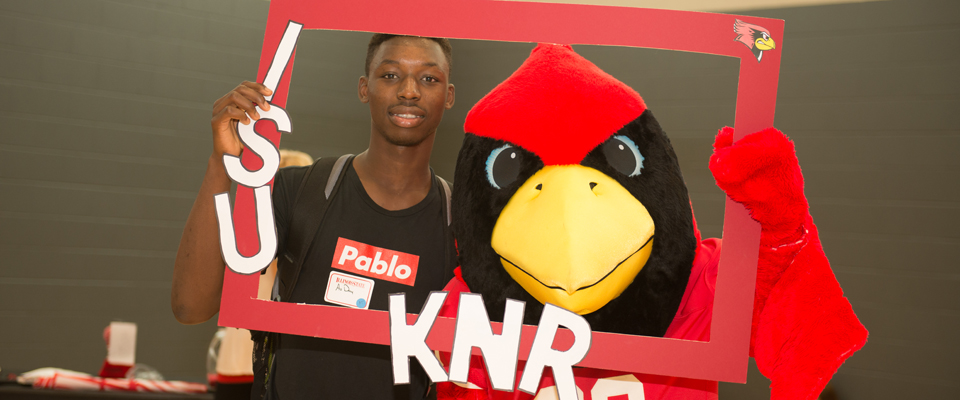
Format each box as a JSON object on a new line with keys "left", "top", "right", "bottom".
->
{"left": 453, "top": 44, "right": 697, "bottom": 336}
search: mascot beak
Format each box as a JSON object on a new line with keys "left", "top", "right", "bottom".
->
{"left": 755, "top": 35, "right": 776, "bottom": 51}
{"left": 491, "top": 164, "right": 655, "bottom": 315}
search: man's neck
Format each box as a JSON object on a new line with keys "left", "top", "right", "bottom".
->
{"left": 353, "top": 136, "right": 435, "bottom": 211}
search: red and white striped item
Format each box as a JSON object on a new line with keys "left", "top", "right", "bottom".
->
{"left": 20, "top": 368, "right": 207, "bottom": 394}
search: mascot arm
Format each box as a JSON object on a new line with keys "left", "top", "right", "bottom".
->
{"left": 709, "top": 127, "right": 808, "bottom": 347}
{"left": 709, "top": 128, "right": 867, "bottom": 400}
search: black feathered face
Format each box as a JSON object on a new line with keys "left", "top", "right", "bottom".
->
{"left": 452, "top": 110, "right": 697, "bottom": 336}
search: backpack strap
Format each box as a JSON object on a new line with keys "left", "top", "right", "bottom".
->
{"left": 252, "top": 153, "right": 351, "bottom": 400}
{"left": 437, "top": 177, "right": 452, "bottom": 227}
{"left": 436, "top": 176, "right": 456, "bottom": 284}
{"left": 275, "top": 154, "right": 353, "bottom": 302}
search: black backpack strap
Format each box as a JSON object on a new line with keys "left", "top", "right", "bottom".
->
{"left": 436, "top": 176, "right": 456, "bottom": 283}
{"left": 437, "top": 177, "right": 452, "bottom": 227}
{"left": 251, "top": 154, "right": 353, "bottom": 400}
{"left": 275, "top": 154, "right": 353, "bottom": 302}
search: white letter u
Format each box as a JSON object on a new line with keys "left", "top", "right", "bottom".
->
{"left": 214, "top": 185, "right": 277, "bottom": 275}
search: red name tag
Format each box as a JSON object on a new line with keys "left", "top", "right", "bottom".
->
{"left": 331, "top": 238, "right": 420, "bottom": 286}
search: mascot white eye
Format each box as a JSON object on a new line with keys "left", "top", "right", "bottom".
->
{"left": 486, "top": 144, "right": 522, "bottom": 189}
{"left": 602, "top": 135, "right": 644, "bottom": 177}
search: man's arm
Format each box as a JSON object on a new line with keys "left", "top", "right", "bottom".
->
{"left": 171, "top": 81, "right": 272, "bottom": 324}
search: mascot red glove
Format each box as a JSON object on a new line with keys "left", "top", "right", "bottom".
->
{"left": 711, "top": 127, "right": 868, "bottom": 399}
{"left": 438, "top": 44, "right": 866, "bottom": 400}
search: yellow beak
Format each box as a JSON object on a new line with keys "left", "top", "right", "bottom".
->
{"left": 755, "top": 36, "right": 776, "bottom": 51}
{"left": 490, "top": 165, "right": 655, "bottom": 315}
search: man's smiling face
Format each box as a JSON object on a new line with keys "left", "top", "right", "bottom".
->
{"left": 360, "top": 37, "right": 455, "bottom": 147}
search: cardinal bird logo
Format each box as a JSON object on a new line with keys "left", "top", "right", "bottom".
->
{"left": 734, "top": 19, "right": 776, "bottom": 62}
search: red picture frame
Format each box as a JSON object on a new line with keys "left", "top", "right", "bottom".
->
{"left": 218, "top": 0, "right": 783, "bottom": 384}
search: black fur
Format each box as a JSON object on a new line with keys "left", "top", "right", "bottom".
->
{"left": 452, "top": 110, "right": 697, "bottom": 337}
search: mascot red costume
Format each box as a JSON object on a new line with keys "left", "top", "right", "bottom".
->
{"left": 436, "top": 44, "right": 867, "bottom": 400}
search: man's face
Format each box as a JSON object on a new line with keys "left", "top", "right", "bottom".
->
{"left": 359, "top": 37, "right": 455, "bottom": 147}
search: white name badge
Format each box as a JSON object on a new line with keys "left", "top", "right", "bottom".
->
{"left": 324, "top": 271, "right": 375, "bottom": 309}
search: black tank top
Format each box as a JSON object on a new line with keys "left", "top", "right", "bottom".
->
{"left": 268, "top": 162, "right": 451, "bottom": 400}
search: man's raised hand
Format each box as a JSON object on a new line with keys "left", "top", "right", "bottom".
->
{"left": 210, "top": 81, "right": 273, "bottom": 158}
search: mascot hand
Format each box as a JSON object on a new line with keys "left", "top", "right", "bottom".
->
{"left": 712, "top": 130, "right": 869, "bottom": 399}
{"left": 711, "top": 127, "right": 813, "bottom": 360}
{"left": 709, "top": 127, "right": 808, "bottom": 247}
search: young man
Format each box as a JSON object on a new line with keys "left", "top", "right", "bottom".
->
{"left": 172, "top": 34, "right": 456, "bottom": 399}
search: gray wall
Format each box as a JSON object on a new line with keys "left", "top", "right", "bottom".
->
{"left": 0, "top": 0, "right": 957, "bottom": 398}
{"left": 0, "top": 0, "right": 270, "bottom": 380}
{"left": 720, "top": 1, "right": 960, "bottom": 398}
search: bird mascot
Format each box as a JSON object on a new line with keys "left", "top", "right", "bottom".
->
{"left": 435, "top": 44, "right": 868, "bottom": 400}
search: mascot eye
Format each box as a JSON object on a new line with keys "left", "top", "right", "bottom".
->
{"left": 486, "top": 144, "right": 522, "bottom": 189}
{"left": 602, "top": 135, "right": 644, "bottom": 177}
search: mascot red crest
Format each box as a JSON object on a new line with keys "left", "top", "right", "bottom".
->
{"left": 439, "top": 44, "right": 867, "bottom": 400}
{"left": 465, "top": 44, "right": 646, "bottom": 165}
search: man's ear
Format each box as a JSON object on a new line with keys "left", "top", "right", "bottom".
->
{"left": 358, "top": 76, "right": 369, "bottom": 103}
{"left": 445, "top": 83, "right": 456, "bottom": 109}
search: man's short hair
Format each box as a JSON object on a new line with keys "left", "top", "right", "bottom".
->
{"left": 365, "top": 34, "right": 453, "bottom": 78}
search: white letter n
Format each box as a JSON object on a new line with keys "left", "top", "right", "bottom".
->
{"left": 448, "top": 293, "right": 525, "bottom": 391}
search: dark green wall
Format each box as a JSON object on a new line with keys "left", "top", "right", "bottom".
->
{"left": 0, "top": 0, "right": 957, "bottom": 398}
